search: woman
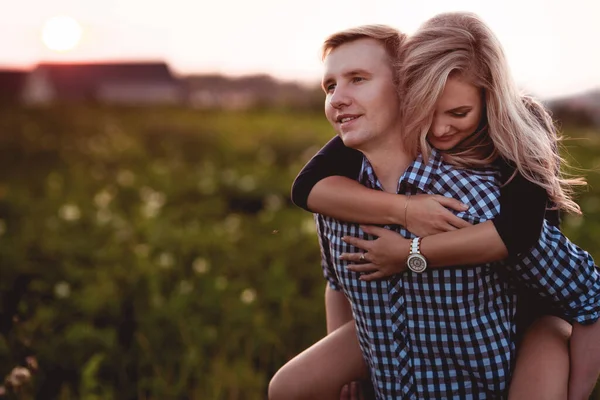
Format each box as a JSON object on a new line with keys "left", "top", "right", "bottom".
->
{"left": 271, "top": 12, "right": 598, "bottom": 400}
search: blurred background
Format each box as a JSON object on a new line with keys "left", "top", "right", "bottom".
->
{"left": 0, "top": 0, "right": 599, "bottom": 398}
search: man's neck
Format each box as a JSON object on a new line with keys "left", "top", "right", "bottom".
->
{"left": 360, "top": 139, "right": 412, "bottom": 193}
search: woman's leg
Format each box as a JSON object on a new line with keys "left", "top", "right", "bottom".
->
{"left": 508, "top": 315, "right": 572, "bottom": 400}
{"left": 269, "top": 320, "right": 370, "bottom": 400}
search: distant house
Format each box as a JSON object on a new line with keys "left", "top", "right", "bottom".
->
{"left": 0, "top": 70, "right": 28, "bottom": 104}
{"left": 21, "top": 62, "right": 184, "bottom": 106}
{"left": 186, "top": 74, "right": 321, "bottom": 110}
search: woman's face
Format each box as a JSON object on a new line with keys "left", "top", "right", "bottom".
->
{"left": 427, "top": 76, "right": 483, "bottom": 151}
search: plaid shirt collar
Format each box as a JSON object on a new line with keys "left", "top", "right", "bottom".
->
{"left": 358, "top": 148, "right": 440, "bottom": 194}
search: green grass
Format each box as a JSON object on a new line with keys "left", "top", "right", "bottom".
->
{"left": 0, "top": 105, "right": 598, "bottom": 399}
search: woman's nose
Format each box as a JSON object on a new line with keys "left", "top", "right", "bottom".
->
{"left": 431, "top": 119, "right": 450, "bottom": 137}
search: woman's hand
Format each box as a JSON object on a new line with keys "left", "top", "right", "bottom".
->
{"left": 340, "top": 225, "right": 410, "bottom": 281}
{"left": 404, "top": 194, "right": 471, "bottom": 236}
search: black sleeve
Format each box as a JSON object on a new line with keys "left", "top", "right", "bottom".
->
{"left": 291, "top": 136, "right": 363, "bottom": 211}
{"left": 492, "top": 163, "right": 548, "bottom": 256}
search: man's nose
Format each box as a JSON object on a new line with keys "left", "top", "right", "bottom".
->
{"left": 330, "top": 87, "right": 352, "bottom": 109}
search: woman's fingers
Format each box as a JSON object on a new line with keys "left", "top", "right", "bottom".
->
{"left": 446, "top": 214, "right": 471, "bottom": 229}
{"left": 435, "top": 195, "right": 469, "bottom": 212}
{"left": 442, "top": 223, "right": 458, "bottom": 232}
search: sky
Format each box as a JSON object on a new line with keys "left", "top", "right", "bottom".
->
{"left": 0, "top": 0, "right": 598, "bottom": 99}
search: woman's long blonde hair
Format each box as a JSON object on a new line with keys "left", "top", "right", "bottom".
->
{"left": 400, "top": 12, "right": 584, "bottom": 213}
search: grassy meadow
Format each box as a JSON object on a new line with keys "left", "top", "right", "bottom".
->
{"left": 0, "top": 105, "right": 599, "bottom": 399}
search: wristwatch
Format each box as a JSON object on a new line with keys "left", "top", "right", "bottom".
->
{"left": 406, "top": 237, "right": 427, "bottom": 273}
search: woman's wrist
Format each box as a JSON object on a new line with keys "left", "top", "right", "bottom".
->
{"left": 386, "top": 194, "right": 407, "bottom": 226}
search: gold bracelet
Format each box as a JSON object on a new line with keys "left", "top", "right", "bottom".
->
{"left": 404, "top": 193, "right": 411, "bottom": 230}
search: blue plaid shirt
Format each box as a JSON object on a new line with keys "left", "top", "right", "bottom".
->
{"left": 315, "top": 148, "right": 600, "bottom": 399}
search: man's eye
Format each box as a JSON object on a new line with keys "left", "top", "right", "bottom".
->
{"left": 326, "top": 84, "right": 336, "bottom": 93}
{"left": 351, "top": 77, "right": 364, "bottom": 83}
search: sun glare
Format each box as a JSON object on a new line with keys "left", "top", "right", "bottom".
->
{"left": 42, "top": 16, "right": 83, "bottom": 52}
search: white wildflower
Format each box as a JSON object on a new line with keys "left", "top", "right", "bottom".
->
{"left": 192, "top": 257, "right": 210, "bottom": 274}
{"left": 54, "top": 282, "right": 71, "bottom": 299}
{"left": 59, "top": 204, "right": 81, "bottom": 222}
{"left": 7, "top": 367, "right": 31, "bottom": 388}
{"left": 140, "top": 187, "right": 166, "bottom": 219}
{"left": 240, "top": 288, "right": 257, "bottom": 304}
{"left": 94, "top": 190, "right": 113, "bottom": 209}
{"left": 239, "top": 175, "right": 256, "bottom": 192}
{"left": 157, "top": 252, "right": 174, "bottom": 269}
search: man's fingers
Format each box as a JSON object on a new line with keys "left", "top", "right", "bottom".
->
{"left": 359, "top": 225, "right": 386, "bottom": 237}
{"left": 340, "top": 252, "right": 370, "bottom": 263}
{"left": 350, "top": 381, "right": 359, "bottom": 400}
{"left": 340, "top": 383, "right": 350, "bottom": 400}
{"left": 346, "top": 264, "right": 378, "bottom": 273}
{"left": 342, "top": 236, "right": 371, "bottom": 251}
{"left": 436, "top": 195, "right": 469, "bottom": 212}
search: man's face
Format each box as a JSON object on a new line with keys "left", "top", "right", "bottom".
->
{"left": 427, "top": 75, "right": 483, "bottom": 151}
{"left": 322, "top": 38, "right": 401, "bottom": 150}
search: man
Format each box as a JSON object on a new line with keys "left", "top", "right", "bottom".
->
{"left": 270, "top": 24, "right": 600, "bottom": 399}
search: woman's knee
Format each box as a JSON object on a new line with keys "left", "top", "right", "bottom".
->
{"left": 268, "top": 362, "right": 307, "bottom": 400}
{"left": 525, "top": 315, "right": 572, "bottom": 344}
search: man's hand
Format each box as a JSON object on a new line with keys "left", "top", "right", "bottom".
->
{"left": 340, "top": 225, "right": 409, "bottom": 281}
{"left": 404, "top": 194, "right": 471, "bottom": 236}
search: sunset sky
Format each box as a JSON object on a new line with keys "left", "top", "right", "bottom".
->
{"left": 0, "top": 0, "right": 598, "bottom": 99}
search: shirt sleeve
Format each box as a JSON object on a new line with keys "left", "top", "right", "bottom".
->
{"left": 492, "top": 163, "right": 548, "bottom": 257}
{"left": 291, "top": 136, "right": 363, "bottom": 211}
{"left": 506, "top": 222, "right": 600, "bottom": 325}
{"left": 314, "top": 214, "right": 342, "bottom": 291}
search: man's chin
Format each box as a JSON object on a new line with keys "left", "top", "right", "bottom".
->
{"left": 339, "top": 133, "right": 365, "bottom": 150}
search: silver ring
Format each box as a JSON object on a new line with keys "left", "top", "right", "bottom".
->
{"left": 360, "top": 253, "right": 366, "bottom": 262}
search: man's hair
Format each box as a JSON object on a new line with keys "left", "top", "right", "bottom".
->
{"left": 322, "top": 25, "right": 406, "bottom": 84}
{"left": 399, "top": 11, "right": 584, "bottom": 214}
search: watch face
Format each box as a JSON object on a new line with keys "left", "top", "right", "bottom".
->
{"left": 407, "top": 254, "right": 427, "bottom": 273}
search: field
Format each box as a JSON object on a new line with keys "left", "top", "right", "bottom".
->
{"left": 0, "top": 105, "right": 599, "bottom": 399}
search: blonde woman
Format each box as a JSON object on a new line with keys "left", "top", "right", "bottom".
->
{"left": 270, "top": 13, "right": 600, "bottom": 400}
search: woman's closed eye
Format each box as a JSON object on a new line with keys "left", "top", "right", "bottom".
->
{"left": 450, "top": 111, "right": 468, "bottom": 118}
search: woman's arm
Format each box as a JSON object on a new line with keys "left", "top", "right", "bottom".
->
{"left": 493, "top": 164, "right": 549, "bottom": 256}
{"left": 340, "top": 171, "right": 550, "bottom": 278}
{"left": 293, "top": 137, "right": 471, "bottom": 234}
{"left": 291, "top": 136, "right": 363, "bottom": 211}
{"left": 421, "top": 170, "right": 549, "bottom": 266}
{"left": 294, "top": 139, "right": 548, "bottom": 262}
